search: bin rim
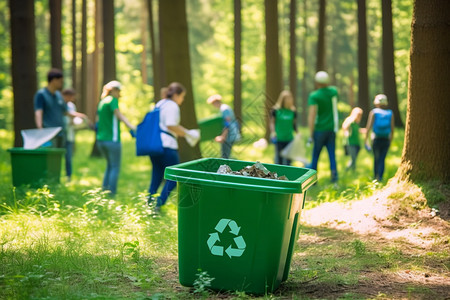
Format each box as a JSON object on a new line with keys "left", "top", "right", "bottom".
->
{"left": 8, "top": 147, "right": 66, "bottom": 154}
{"left": 165, "top": 158, "right": 317, "bottom": 194}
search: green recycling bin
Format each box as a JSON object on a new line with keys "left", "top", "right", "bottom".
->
{"left": 7, "top": 147, "right": 66, "bottom": 187}
{"left": 164, "top": 158, "right": 317, "bottom": 294}
{"left": 197, "top": 115, "right": 223, "bottom": 141}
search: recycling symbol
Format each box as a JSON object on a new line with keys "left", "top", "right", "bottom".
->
{"left": 207, "top": 218, "right": 246, "bottom": 258}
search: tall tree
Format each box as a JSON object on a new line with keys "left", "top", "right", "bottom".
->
{"left": 264, "top": 0, "right": 283, "bottom": 140}
{"left": 49, "top": 0, "right": 62, "bottom": 69}
{"left": 9, "top": 0, "right": 37, "bottom": 147}
{"left": 381, "top": 0, "right": 403, "bottom": 127}
{"left": 71, "top": 0, "right": 77, "bottom": 89}
{"left": 398, "top": 0, "right": 450, "bottom": 182}
{"left": 147, "top": 0, "right": 161, "bottom": 101}
{"left": 140, "top": 1, "right": 148, "bottom": 85}
{"left": 300, "top": 0, "right": 308, "bottom": 126}
{"left": 289, "top": 0, "right": 297, "bottom": 113}
{"left": 159, "top": 0, "right": 201, "bottom": 161}
{"left": 233, "top": 0, "right": 242, "bottom": 127}
{"left": 316, "top": 0, "right": 326, "bottom": 71}
{"left": 80, "top": 0, "right": 87, "bottom": 113}
{"left": 103, "top": 0, "right": 116, "bottom": 84}
{"left": 357, "top": 0, "right": 369, "bottom": 123}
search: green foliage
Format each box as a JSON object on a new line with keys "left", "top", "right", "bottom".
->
{"left": 193, "top": 269, "right": 215, "bottom": 295}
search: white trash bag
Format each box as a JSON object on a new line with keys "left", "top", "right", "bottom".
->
{"left": 280, "top": 132, "right": 309, "bottom": 164}
{"left": 21, "top": 127, "right": 62, "bottom": 149}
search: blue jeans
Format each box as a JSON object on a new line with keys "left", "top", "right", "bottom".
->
{"left": 65, "top": 141, "right": 74, "bottom": 178}
{"left": 311, "top": 131, "right": 338, "bottom": 182}
{"left": 275, "top": 141, "right": 291, "bottom": 165}
{"left": 221, "top": 140, "right": 234, "bottom": 159}
{"left": 373, "top": 137, "right": 390, "bottom": 181}
{"left": 149, "top": 148, "right": 179, "bottom": 206}
{"left": 346, "top": 145, "right": 360, "bottom": 171}
{"left": 97, "top": 141, "right": 121, "bottom": 195}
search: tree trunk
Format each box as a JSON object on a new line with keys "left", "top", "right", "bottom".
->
{"left": 80, "top": 0, "right": 87, "bottom": 113}
{"left": 301, "top": 0, "right": 308, "bottom": 126}
{"left": 398, "top": 0, "right": 450, "bottom": 182}
{"left": 289, "top": 0, "right": 298, "bottom": 117}
{"left": 103, "top": 0, "right": 116, "bottom": 84}
{"left": 141, "top": 2, "right": 148, "bottom": 85}
{"left": 9, "top": 0, "right": 37, "bottom": 147}
{"left": 357, "top": 0, "right": 369, "bottom": 124}
{"left": 264, "top": 0, "right": 283, "bottom": 140}
{"left": 147, "top": 0, "right": 161, "bottom": 101}
{"left": 49, "top": 0, "right": 63, "bottom": 69}
{"left": 234, "top": 0, "right": 242, "bottom": 128}
{"left": 159, "top": 0, "right": 201, "bottom": 161}
{"left": 71, "top": 0, "right": 77, "bottom": 89}
{"left": 381, "top": 0, "right": 403, "bottom": 127}
{"left": 316, "top": 0, "right": 326, "bottom": 71}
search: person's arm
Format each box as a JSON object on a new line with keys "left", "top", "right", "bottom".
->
{"left": 365, "top": 111, "right": 374, "bottom": 145}
{"left": 308, "top": 105, "right": 317, "bottom": 139}
{"left": 35, "top": 109, "right": 43, "bottom": 129}
{"left": 66, "top": 110, "right": 88, "bottom": 119}
{"left": 113, "top": 109, "right": 136, "bottom": 131}
{"left": 167, "top": 125, "right": 187, "bottom": 137}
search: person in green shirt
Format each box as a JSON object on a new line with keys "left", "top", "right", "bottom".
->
{"left": 342, "top": 107, "right": 365, "bottom": 171}
{"left": 307, "top": 71, "right": 339, "bottom": 182}
{"left": 96, "top": 80, "right": 135, "bottom": 195}
{"left": 270, "top": 90, "right": 297, "bottom": 165}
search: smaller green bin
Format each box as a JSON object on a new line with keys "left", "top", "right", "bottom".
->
{"left": 7, "top": 147, "right": 66, "bottom": 187}
{"left": 197, "top": 115, "right": 223, "bottom": 141}
{"left": 165, "top": 158, "right": 317, "bottom": 294}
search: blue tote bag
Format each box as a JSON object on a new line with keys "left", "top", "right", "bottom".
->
{"left": 136, "top": 102, "right": 174, "bottom": 156}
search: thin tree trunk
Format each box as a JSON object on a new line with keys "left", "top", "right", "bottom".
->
{"left": 9, "top": 0, "right": 37, "bottom": 147}
{"left": 316, "top": 0, "right": 326, "bottom": 71}
{"left": 103, "top": 0, "right": 116, "bottom": 84}
{"left": 381, "top": 0, "right": 403, "bottom": 127}
{"left": 301, "top": 0, "right": 308, "bottom": 126}
{"left": 71, "top": 0, "right": 77, "bottom": 89}
{"left": 148, "top": 0, "right": 161, "bottom": 101}
{"left": 264, "top": 0, "right": 283, "bottom": 141}
{"left": 357, "top": 0, "right": 369, "bottom": 124}
{"left": 80, "top": 0, "right": 87, "bottom": 113}
{"left": 234, "top": 0, "right": 242, "bottom": 128}
{"left": 50, "top": 0, "right": 63, "bottom": 69}
{"left": 289, "top": 0, "right": 298, "bottom": 117}
{"left": 398, "top": 0, "right": 450, "bottom": 182}
{"left": 141, "top": 2, "right": 148, "bottom": 85}
{"left": 159, "top": 0, "right": 201, "bottom": 161}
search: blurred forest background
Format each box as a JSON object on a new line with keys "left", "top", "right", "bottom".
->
{"left": 0, "top": 0, "right": 412, "bottom": 136}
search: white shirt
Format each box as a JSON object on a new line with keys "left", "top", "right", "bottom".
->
{"left": 156, "top": 99, "right": 179, "bottom": 150}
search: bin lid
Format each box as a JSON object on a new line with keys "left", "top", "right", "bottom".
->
{"left": 7, "top": 147, "right": 66, "bottom": 154}
{"left": 21, "top": 127, "right": 62, "bottom": 149}
{"left": 165, "top": 158, "right": 317, "bottom": 194}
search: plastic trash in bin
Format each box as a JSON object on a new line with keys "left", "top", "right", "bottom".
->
{"left": 165, "top": 158, "right": 317, "bottom": 294}
{"left": 21, "top": 127, "right": 62, "bottom": 149}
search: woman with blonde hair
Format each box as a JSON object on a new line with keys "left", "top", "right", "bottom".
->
{"left": 269, "top": 90, "right": 297, "bottom": 165}
{"left": 342, "top": 107, "right": 365, "bottom": 171}
{"left": 96, "top": 80, "right": 135, "bottom": 195}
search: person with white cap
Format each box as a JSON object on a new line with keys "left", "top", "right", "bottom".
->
{"left": 307, "top": 71, "right": 339, "bottom": 183}
{"left": 96, "top": 80, "right": 136, "bottom": 195}
{"left": 207, "top": 94, "right": 240, "bottom": 159}
{"left": 364, "top": 94, "right": 394, "bottom": 181}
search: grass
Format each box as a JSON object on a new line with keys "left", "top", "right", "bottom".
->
{"left": 0, "top": 127, "right": 448, "bottom": 299}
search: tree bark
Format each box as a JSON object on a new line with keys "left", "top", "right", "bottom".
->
{"left": 103, "top": 0, "right": 116, "bottom": 84}
{"left": 9, "top": 0, "right": 37, "bottom": 147}
{"left": 316, "top": 0, "right": 326, "bottom": 71}
{"left": 381, "top": 0, "right": 403, "bottom": 127}
{"left": 71, "top": 0, "right": 77, "bottom": 89}
{"left": 147, "top": 0, "right": 161, "bottom": 101}
{"left": 80, "top": 0, "right": 87, "bottom": 113}
{"left": 141, "top": 2, "right": 148, "bottom": 85}
{"left": 234, "top": 0, "right": 242, "bottom": 128}
{"left": 357, "top": 0, "right": 369, "bottom": 124}
{"left": 264, "top": 0, "right": 283, "bottom": 140}
{"left": 159, "top": 0, "right": 201, "bottom": 161}
{"left": 399, "top": 0, "right": 450, "bottom": 182}
{"left": 49, "top": 0, "right": 63, "bottom": 70}
{"left": 289, "top": 0, "right": 298, "bottom": 118}
{"left": 301, "top": 0, "right": 308, "bottom": 126}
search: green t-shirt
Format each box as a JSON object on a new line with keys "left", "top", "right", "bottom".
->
{"left": 308, "top": 86, "right": 339, "bottom": 132}
{"left": 96, "top": 95, "right": 120, "bottom": 142}
{"left": 348, "top": 122, "right": 360, "bottom": 146}
{"left": 273, "top": 109, "right": 296, "bottom": 142}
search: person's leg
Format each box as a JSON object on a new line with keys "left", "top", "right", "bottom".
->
{"left": 377, "top": 138, "right": 390, "bottom": 181}
{"left": 96, "top": 141, "right": 110, "bottom": 191}
{"left": 347, "top": 145, "right": 358, "bottom": 171}
{"left": 157, "top": 148, "right": 180, "bottom": 207}
{"left": 221, "top": 141, "right": 233, "bottom": 159}
{"left": 278, "top": 141, "right": 291, "bottom": 165}
{"left": 311, "top": 131, "right": 327, "bottom": 170}
{"left": 106, "top": 142, "right": 121, "bottom": 195}
{"left": 65, "top": 141, "right": 74, "bottom": 179}
{"left": 324, "top": 131, "right": 338, "bottom": 182}
{"left": 275, "top": 142, "right": 283, "bottom": 164}
{"left": 372, "top": 138, "right": 382, "bottom": 180}
{"left": 149, "top": 154, "right": 165, "bottom": 195}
